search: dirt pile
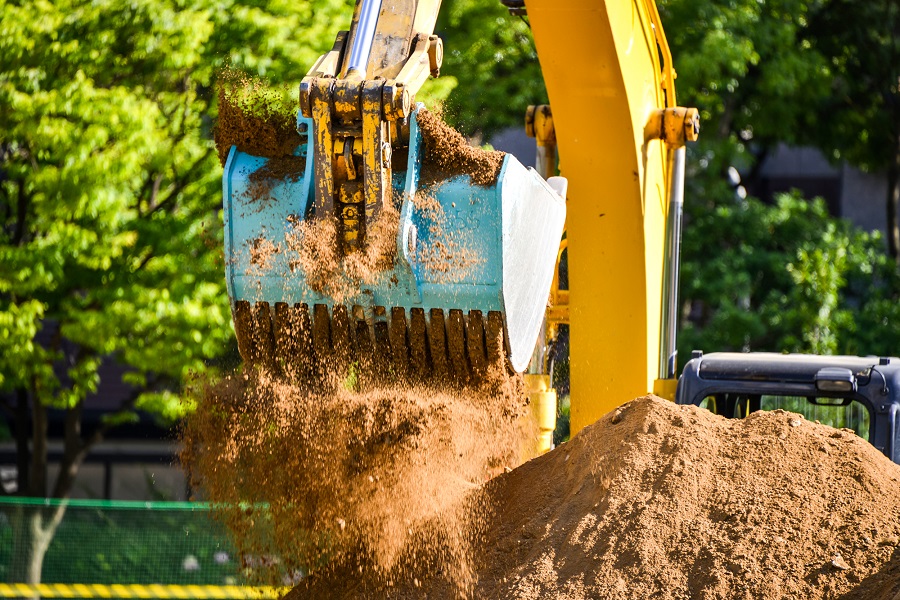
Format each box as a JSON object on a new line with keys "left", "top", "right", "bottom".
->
{"left": 287, "top": 395, "right": 900, "bottom": 599}
{"left": 471, "top": 396, "right": 900, "bottom": 599}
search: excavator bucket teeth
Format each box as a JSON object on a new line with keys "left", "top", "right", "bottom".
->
{"left": 224, "top": 105, "right": 566, "bottom": 377}
{"left": 233, "top": 303, "right": 512, "bottom": 385}
{"left": 446, "top": 309, "right": 469, "bottom": 383}
{"left": 408, "top": 308, "right": 430, "bottom": 383}
{"left": 428, "top": 308, "right": 450, "bottom": 380}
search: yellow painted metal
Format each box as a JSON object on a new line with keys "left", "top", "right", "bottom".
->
{"left": 298, "top": 0, "right": 444, "bottom": 255}
{"left": 361, "top": 80, "right": 390, "bottom": 219}
{"left": 527, "top": 0, "right": 674, "bottom": 435}
{"left": 0, "top": 584, "right": 286, "bottom": 599}
{"left": 367, "top": 0, "right": 441, "bottom": 80}
{"left": 546, "top": 238, "right": 568, "bottom": 330}
{"left": 309, "top": 80, "right": 336, "bottom": 216}
{"left": 392, "top": 35, "right": 441, "bottom": 98}
{"left": 644, "top": 106, "right": 700, "bottom": 147}
{"left": 524, "top": 374, "right": 557, "bottom": 454}
{"left": 653, "top": 376, "right": 678, "bottom": 401}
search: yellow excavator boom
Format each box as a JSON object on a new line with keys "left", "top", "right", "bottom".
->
{"left": 527, "top": 0, "right": 698, "bottom": 435}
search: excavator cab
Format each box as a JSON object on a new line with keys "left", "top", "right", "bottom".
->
{"left": 222, "top": 0, "right": 566, "bottom": 383}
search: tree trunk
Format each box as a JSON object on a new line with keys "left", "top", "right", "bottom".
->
{"left": 7, "top": 504, "right": 66, "bottom": 591}
{"left": 888, "top": 109, "right": 900, "bottom": 264}
{"left": 29, "top": 388, "right": 47, "bottom": 497}
{"left": 15, "top": 388, "right": 30, "bottom": 494}
{"left": 7, "top": 385, "right": 70, "bottom": 590}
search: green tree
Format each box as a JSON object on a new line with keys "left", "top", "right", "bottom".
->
{"left": 658, "top": 0, "right": 900, "bottom": 359}
{"left": 0, "top": 0, "right": 350, "bottom": 584}
{"left": 659, "top": 0, "right": 830, "bottom": 189}
{"left": 677, "top": 191, "right": 896, "bottom": 358}
{"left": 430, "top": 0, "right": 546, "bottom": 138}
{"left": 803, "top": 0, "right": 900, "bottom": 262}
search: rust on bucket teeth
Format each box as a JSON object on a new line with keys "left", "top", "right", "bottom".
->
{"left": 232, "top": 300, "right": 509, "bottom": 385}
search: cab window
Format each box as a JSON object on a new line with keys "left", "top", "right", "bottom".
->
{"left": 699, "top": 394, "right": 870, "bottom": 439}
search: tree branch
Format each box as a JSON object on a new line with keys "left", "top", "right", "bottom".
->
{"left": 50, "top": 378, "right": 147, "bottom": 499}
{"left": 145, "top": 174, "right": 164, "bottom": 214}
{"left": 51, "top": 394, "right": 84, "bottom": 500}
{"left": 148, "top": 148, "right": 214, "bottom": 217}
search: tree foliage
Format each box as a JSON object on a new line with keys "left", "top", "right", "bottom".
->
{"left": 430, "top": 0, "right": 546, "bottom": 138}
{"left": 660, "top": 0, "right": 829, "bottom": 180}
{"left": 802, "top": 0, "right": 900, "bottom": 171}
{"left": 0, "top": 0, "right": 354, "bottom": 487}
{"left": 678, "top": 191, "right": 900, "bottom": 358}
{"left": 0, "top": 0, "right": 352, "bottom": 582}
{"left": 803, "top": 0, "right": 900, "bottom": 260}
{"left": 659, "top": 0, "right": 900, "bottom": 359}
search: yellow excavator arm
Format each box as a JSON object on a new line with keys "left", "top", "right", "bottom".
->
{"left": 526, "top": 0, "right": 698, "bottom": 435}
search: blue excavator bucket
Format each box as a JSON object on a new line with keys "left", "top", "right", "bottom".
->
{"left": 223, "top": 106, "right": 565, "bottom": 381}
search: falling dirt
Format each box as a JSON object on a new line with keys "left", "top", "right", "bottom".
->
{"left": 181, "top": 363, "right": 532, "bottom": 596}
{"left": 411, "top": 192, "right": 483, "bottom": 283}
{"left": 247, "top": 236, "right": 280, "bottom": 273}
{"left": 282, "top": 204, "right": 400, "bottom": 304}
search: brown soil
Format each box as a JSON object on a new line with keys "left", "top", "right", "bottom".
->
{"left": 411, "top": 192, "right": 483, "bottom": 282}
{"left": 245, "top": 155, "right": 307, "bottom": 205}
{"left": 181, "top": 365, "right": 532, "bottom": 596}
{"left": 247, "top": 236, "right": 280, "bottom": 273}
{"left": 417, "top": 109, "right": 505, "bottom": 187}
{"left": 286, "top": 396, "right": 900, "bottom": 599}
{"left": 282, "top": 204, "right": 400, "bottom": 303}
{"left": 470, "top": 397, "right": 900, "bottom": 600}
{"left": 214, "top": 69, "right": 302, "bottom": 166}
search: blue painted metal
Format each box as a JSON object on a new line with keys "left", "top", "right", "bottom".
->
{"left": 222, "top": 106, "right": 566, "bottom": 371}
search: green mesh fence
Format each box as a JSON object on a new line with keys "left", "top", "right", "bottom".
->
{"left": 0, "top": 497, "right": 244, "bottom": 586}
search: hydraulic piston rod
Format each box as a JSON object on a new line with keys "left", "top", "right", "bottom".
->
{"left": 659, "top": 145, "right": 685, "bottom": 380}
{"left": 345, "top": 0, "right": 382, "bottom": 76}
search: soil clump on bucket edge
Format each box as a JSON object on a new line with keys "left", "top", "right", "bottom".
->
{"left": 214, "top": 69, "right": 302, "bottom": 166}
{"left": 214, "top": 70, "right": 306, "bottom": 209}
{"left": 287, "top": 396, "right": 900, "bottom": 599}
{"left": 416, "top": 108, "right": 505, "bottom": 187}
